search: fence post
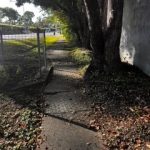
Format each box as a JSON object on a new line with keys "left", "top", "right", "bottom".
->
{"left": 37, "top": 28, "right": 42, "bottom": 78}
{"left": 43, "top": 30, "right": 47, "bottom": 69}
{"left": 0, "top": 30, "right": 4, "bottom": 65}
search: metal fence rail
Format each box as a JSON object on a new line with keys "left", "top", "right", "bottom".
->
{"left": 0, "top": 25, "right": 47, "bottom": 90}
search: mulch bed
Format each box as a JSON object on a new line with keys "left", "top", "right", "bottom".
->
{"left": 85, "top": 69, "right": 150, "bottom": 149}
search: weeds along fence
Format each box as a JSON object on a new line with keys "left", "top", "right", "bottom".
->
{"left": 0, "top": 24, "right": 47, "bottom": 90}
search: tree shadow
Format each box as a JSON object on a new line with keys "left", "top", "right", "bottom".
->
{"left": 85, "top": 70, "right": 150, "bottom": 149}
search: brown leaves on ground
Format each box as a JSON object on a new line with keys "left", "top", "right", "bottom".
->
{"left": 0, "top": 94, "right": 42, "bottom": 150}
{"left": 86, "top": 70, "right": 150, "bottom": 150}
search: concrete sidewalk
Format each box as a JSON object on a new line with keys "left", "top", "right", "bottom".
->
{"left": 44, "top": 49, "right": 92, "bottom": 124}
{"left": 38, "top": 117, "right": 106, "bottom": 150}
{"left": 38, "top": 42, "right": 106, "bottom": 150}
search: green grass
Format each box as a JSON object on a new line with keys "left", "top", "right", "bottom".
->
{"left": 5, "top": 40, "right": 28, "bottom": 47}
{"left": 70, "top": 48, "right": 91, "bottom": 75}
{"left": 0, "top": 36, "right": 64, "bottom": 84}
{"left": 70, "top": 48, "right": 91, "bottom": 65}
{"left": 4, "top": 40, "right": 33, "bottom": 54}
{"left": 1, "top": 40, "right": 39, "bottom": 88}
{"left": 4, "top": 35, "right": 64, "bottom": 53}
{"left": 0, "top": 35, "right": 64, "bottom": 89}
{"left": 46, "top": 35, "right": 65, "bottom": 47}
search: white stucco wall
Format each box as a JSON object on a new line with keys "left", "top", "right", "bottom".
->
{"left": 120, "top": 0, "right": 150, "bottom": 75}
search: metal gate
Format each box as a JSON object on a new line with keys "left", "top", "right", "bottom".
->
{"left": 0, "top": 24, "right": 47, "bottom": 90}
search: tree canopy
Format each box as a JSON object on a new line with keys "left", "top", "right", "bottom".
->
{"left": 16, "top": 0, "right": 124, "bottom": 75}
{"left": 22, "top": 11, "right": 35, "bottom": 26}
{"left": 0, "top": 7, "right": 20, "bottom": 24}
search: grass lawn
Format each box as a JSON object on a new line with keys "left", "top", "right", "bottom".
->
{"left": 46, "top": 35, "right": 65, "bottom": 47}
{"left": 1, "top": 35, "right": 63, "bottom": 89}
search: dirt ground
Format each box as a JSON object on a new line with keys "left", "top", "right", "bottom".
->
{"left": 85, "top": 70, "right": 150, "bottom": 149}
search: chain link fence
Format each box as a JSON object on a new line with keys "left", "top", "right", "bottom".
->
{"left": 0, "top": 24, "right": 47, "bottom": 90}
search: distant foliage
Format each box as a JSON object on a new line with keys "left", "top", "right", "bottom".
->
{"left": 0, "top": 24, "right": 44, "bottom": 34}
{"left": 21, "top": 11, "right": 35, "bottom": 26}
{"left": 51, "top": 11, "right": 77, "bottom": 42}
{"left": 0, "top": 7, "right": 20, "bottom": 24}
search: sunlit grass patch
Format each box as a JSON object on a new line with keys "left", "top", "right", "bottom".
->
{"left": 70, "top": 48, "right": 91, "bottom": 75}
{"left": 78, "top": 65, "right": 89, "bottom": 76}
{"left": 4, "top": 40, "right": 35, "bottom": 55}
{"left": 5, "top": 40, "right": 27, "bottom": 47}
{"left": 70, "top": 48, "right": 91, "bottom": 66}
{"left": 46, "top": 35, "right": 65, "bottom": 47}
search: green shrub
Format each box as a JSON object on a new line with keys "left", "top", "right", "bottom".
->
{"left": 62, "top": 26, "right": 76, "bottom": 43}
{"left": 70, "top": 48, "right": 91, "bottom": 76}
{"left": 70, "top": 48, "right": 91, "bottom": 65}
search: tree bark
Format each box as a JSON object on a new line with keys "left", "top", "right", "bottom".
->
{"left": 83, "top": 0, "right": 124, "bottom": 75}
{"left": 104, "top": 0, "right": 124, "bottom": 71}
{"left": 83, "top": 0, "right": 105, "bottom": 72}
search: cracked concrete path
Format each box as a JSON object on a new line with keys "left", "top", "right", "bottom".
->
{"left": 38, "top": 41, "right": 106, "bottom": 150}
{"left": 44, "top": 46, "right": 92, "bottom": 123}
{"left": 38, "top": 117, "right": 106, "bottom": 150}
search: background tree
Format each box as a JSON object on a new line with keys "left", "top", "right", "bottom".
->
{"left": 22, "top": 11, "right": 35, "bottom": 26}
{"left": 0, "top": 7, "right": 20, "bottom": 24}
{"left": 0, "top": 8, "right": 4, "bottom": 23}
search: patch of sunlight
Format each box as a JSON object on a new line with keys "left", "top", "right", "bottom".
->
{"left": 70, "top": 48, "right": 91, "bottom": 66}
{"left": 78, "top": 64, "right": 89, "bottom": 76}
{"left": 46, "top": 35, "right": 66, "bottom": 46}
{"left": 55, "top": 69, "right": 81, "bottom": 79}
{"left": 5, "top": 40, "right": 27, "bottom": 47}
{"left": 120, "top": 46, "right": 136, "bottom": 65}
{"left": 70, "top": 48, "right": 91, "bottom": 76}
{"left": 24, "top": 38, "right": 37, "bottom": 46}
{"left": 120, "top": 28, "right": 136, "bottom": 65}
{"left": 4, "top": 39, "right": 38, "bottom": 57}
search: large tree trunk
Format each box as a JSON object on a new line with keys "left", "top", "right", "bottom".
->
{"left": 80, "top": 9, "right": 91, "bottom": 49}
{"left": 83, "top": 0, "right": 105, "bottom": 73}
{"left": 83, "top": 0, "right": 124, "bottom": 77}
{"left": 104, "top": 0, "right": 124, "bottom": 71}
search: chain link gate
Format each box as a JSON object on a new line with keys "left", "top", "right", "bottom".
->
{"left": 0, "top": 25, "right": 47, "bottom": 90}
